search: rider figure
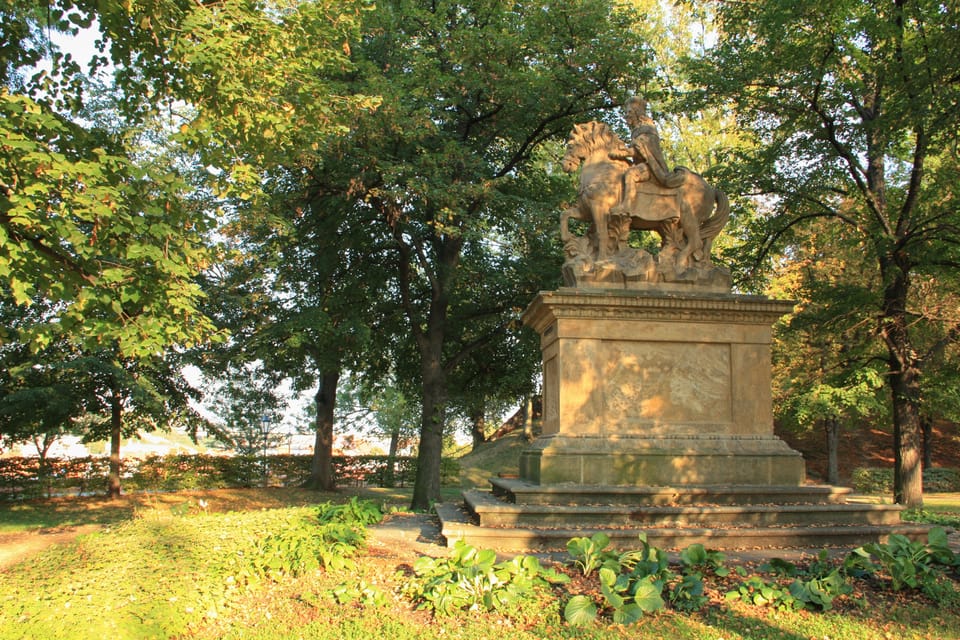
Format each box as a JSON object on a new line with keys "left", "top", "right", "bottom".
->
{"left": 610, "top": 97, "right": 686, "bottom": 215}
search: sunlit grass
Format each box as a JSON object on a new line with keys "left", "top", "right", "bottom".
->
{"left": 1, "top": 488, "right": 959, "bottom": 639}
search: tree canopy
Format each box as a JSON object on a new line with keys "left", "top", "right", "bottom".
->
{"left": 686, "top": 0, "right": 960, "bottom": 505}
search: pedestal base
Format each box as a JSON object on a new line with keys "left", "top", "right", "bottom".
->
{"left": 518, "top": 434, "right": 806, "bottom": 486}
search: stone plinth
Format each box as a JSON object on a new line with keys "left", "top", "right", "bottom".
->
{"left": 519, "top": 288, "right": 804, "bottom": 487}
{"left": 438, "top": 287, "right": 924, "bottom": 551}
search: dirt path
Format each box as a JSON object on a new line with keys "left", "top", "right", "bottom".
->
{"left": 0, "top": 525, "right": 100, "bottom": 571}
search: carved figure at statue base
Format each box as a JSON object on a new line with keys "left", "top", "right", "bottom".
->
{"left": 560, "top": 97, "right": 731, "bottom": 292}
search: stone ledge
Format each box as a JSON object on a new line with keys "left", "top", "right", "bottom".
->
{"left": 436, "top": 501, "right": 930, "bottom": 552}
{"left": 465, "top": 489, "right": 904, "bottom": 528}
{"left": 522, "top": 289, "right": 796, "bottom": 333}
{"left": 490, "top": 478, "right": 851, "bottom": 506}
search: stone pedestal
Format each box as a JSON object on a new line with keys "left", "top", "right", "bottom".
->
{"left": 437, "top": 287, "right": 920, "bottom": 551}
{"left": 519, "top": 288, "right": 805, "bottom": 487}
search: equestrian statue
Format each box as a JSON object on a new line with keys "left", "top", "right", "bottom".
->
{"left": 559, "top": 97, "right": 730, "bottom": 290}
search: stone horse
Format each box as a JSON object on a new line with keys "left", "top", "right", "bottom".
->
{"left": 560, "top": 121, "right": 729, "bottom": 267}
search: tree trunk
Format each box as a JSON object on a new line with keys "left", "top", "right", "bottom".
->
{"left": 108, "top": 382, "right": 123, "bottom": 498}
{"left": 469, "top": 402, "right": 487, "bottom": 451}
{"left": 405, "top": 231, "right": 461, "bottom": 512}
{"left": 890, "top": 362, "right": 924, "bottom": 506}
{"left": 411, "top": 333, "right": 447, "bottom": 511}
{"left": 824, "top": 416, "right": 840, "bottom": 486}
{"left": 303, "top": 369, "right": 340, "bottom": 491}
{"left": 880, "top": 258, "right": 924, "bottom": 507}
{"left": 385, "top": 425, "right": 400, "bottom": 488}
{"left": 921, "top": 414, "right": 933, "bottom": 470}
{"left": 33, "top": 433, "right": 55, "bottom": 498}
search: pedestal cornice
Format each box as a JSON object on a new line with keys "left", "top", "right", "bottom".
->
{"left": 522, "top": 288, "right": 796, "bottom": 334}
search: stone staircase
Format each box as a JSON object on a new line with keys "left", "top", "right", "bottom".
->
{"left": 436, "top": 478, "right": 930, "bottom": 552}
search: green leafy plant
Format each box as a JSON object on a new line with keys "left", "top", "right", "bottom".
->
{"left": 401, "top": 541, "right": 568, "bottom": 617}
{"left": 850, "top": 527, "right": 958, "bottom": 594}
{"left": 565, "top": 534, "right": 679, "bottom": 626}
{"left": 761, "top": 556, "right": 802, "bottom": 578}
{"left": 903, "top": 508, "right": 960, "bottom": 529}
{"left": 787, "top": 569, "right": 852, "bottom": 611}
{"left": 332, "top": 579, "right": 388, "bottom": 607}
{"left": 668, "top": 573, "right": 708, "bottom": 612}
{"left": 317, "top": 496, "right": 384, "bottom": 526}
{"left": 566, "top": 532, "right": 621, "bottom": 575}
{"left": 250, "top": 507, "right": 373, "bottom": 579}
{"left": 730, "top": 551, "right": 853, "bottom": 612}
{"left": 726, "top": 575, "right": 800, "bottom": 610}
{"left": 680, "top": 543, "right": 728, "bottom": 576}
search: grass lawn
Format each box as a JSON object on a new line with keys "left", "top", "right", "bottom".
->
{"left": 1, "top": 488, "right": 959, "bottom": 639}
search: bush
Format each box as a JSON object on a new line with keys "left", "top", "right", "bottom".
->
{"left": 923, "top": 468, "right": 960, "bottom": 493}
{"left": 851, "top": 467, "right": 960, "bottom": 494}
{"left": 0, "top": 453, "right": 456, "bottom": 500}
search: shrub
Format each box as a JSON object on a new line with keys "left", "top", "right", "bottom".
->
{"left": 0, "top": 454, "right": 455, "bottom": 500}
{"left": 852, "top": 467, "right": 960, "bottom": 494}
{"left": 726, "top": 553, "right": 853, "bottom": 612}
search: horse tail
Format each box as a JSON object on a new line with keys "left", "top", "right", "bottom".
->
{"left": 697, "top": 189, "right": 730, "bottom": 259}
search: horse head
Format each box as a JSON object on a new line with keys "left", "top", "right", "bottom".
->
{"left": 562, "top": 121, "right": 624, "bottom": 175}
{"left": 561, "top": 124, "right": 588, "bottom": 173}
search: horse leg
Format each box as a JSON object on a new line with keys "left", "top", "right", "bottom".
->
{"left": 595, "top": 208, "right": 610, "bottom": 259}
{"left": 560, "top": 207, "right": 579, "bottom": 242}
{"left": 677, "top": 203, "right": 704, "bottom": 267}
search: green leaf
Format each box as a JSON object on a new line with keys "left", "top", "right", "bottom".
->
{"left": 563, "top": 595, "right": 598, "bottom": 627}
{"left": 632, "top": 579, "right": 665, "bottom": 613}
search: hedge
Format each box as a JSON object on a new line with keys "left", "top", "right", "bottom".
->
{"left": 851, "top": 466, "right": 960, "bottom": 494}
{"left": 0, "top": 454, "right": 461, "bottom": 501}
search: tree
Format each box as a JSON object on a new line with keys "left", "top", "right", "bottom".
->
{"left": 2, "top": 3, "right": 231, "bottom": 495}
{"left": 764, "top": 220, "right": 887, "bottom": 485}
{"left": 331, "top": 0, "right": 652, "bottom": 510}
{"left": 202, "top": 363, "right": 285, "bottom": 486}
{"left": 686, "top": 0, "right": 960, "bottom": 506}
{"left": 0, "top": 296, "right": 92, "bottom": 478}
{"left": 0, "top": 296, "right": 205, "bottom": 497}
{"left": 340, "top": 375, "right": 421, "bottom": 487}
{"left": 1, "top": 4, "right": 222, "bottom": 359}
{"left": 165, "top": 0, "right": 387, "bottom": 492}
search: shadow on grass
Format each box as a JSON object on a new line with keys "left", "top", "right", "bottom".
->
{"left": 701, "top": 606, "right": 810, "bottom": 640}
{"left": 0, "top": 484, "right": 467, "bottom": 533}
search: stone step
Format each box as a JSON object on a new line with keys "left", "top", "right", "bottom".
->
{"left": 436, "top": 502, "right": 930, "bottom": 552}
{"left": 466, "top": 489, "right": 904, "bottom": 528}
{"left": 491, "top": 477, "right": 853, "bottom": 506}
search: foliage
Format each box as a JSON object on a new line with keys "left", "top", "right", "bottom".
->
{"left": 679, "top": 543, "right": 728, "bottom": 577}
{"left": 321, "top": 0, "right": 655, "bottom": 511}
{"left": 566, "top": 532, "right": 624, "bottom": 576}
{"left": 852, "top": 467, "right": 960, "bottom": 494}
{"left": 251, "top": 509, "right": 371, "bottom": 579}
{"left": 0, "top": 506, "right": 320, "bottom": 639}
{"left": 316, "top": 496, "right": 383, "bottom": 527}
{"left": 401, "top": 540, "right": 568, "bottom": 618}
{"left": 903, "top": 508, "right": 960, "bottom": 530}
{"left": 332, "top": 578, "right": 388, "bottom": 608}
{"left": 201, "top": 362, "right": 284, "bottom": 457}
{"left": 0, "top": 91, "right": 221, "bottom": 358}
{"left": 727, "top": 553, "right": 852, "bottom": 612}
{"left": 565, "top": 534, "right": 721, "bottom": 626}
{"left": 686, "top": 0, "right": 960, "bottom": 506}
{"left": 2, "top": 489, "right": 960, "bottom": 638}
{"left": 847, "top": 527, "right": 958, "bottom": 595}
{"left": 0, "top": 454, "right": 458, "bottom": 501}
